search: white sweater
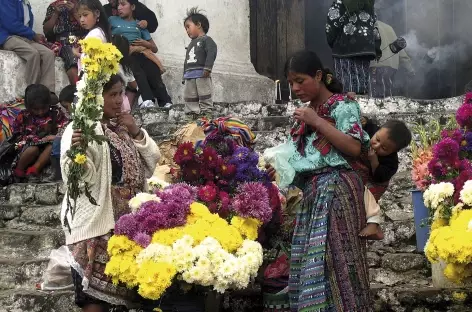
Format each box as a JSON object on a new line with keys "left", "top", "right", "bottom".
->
{"left": 60, "top": 123, "right": 160, "bottom": 245}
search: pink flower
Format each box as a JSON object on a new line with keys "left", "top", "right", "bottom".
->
{"left": 231, "top": 182, "right": 272, "bottom": 223}
{"left": 174, "top": 142, "right": 195, "bottom": 165}
{"left": 198, "top": 184, "right": 218, "bottom": 202}
{"left": 456, "top": 103, "right": 472, "bottom": 129}
{"left": 432, "top": 138, "right": 459, "bottom": 164}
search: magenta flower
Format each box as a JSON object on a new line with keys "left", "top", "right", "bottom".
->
{"left": 432, "top": 138, "right": 459, "bottom": 163}
{"left": 134, "top": 232, "right": 151, "bottom": 248}
{"left": 456, "top": 103, "right": 472, "bottom": 129}
{"left": 231, "top": 182, "right": 272, "bottom": 223}
{"left": 115, "top": 214, "right": 138, "bottom": 238}
{"left": 198, "top": 184, "right": 218, "bottom": 202}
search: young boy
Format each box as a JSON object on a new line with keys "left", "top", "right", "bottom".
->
{"left": 358, "top": 118, "right": 412, "bottom": 239}
{"left": 183, "top": 8, "right": 218, "bottom": 118}
{"left": 49, "top": 85, "right": 75, "bottom": 181}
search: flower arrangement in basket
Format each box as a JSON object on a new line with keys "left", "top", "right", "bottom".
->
{"left": 63, "top": 37, "right": 122, "bottom": 230}
{"left": 104, "top": 119, "right": 279, "bottom": 300}
{"left": 410, "top": 116, "right": 457, "bottom": 190}
{"left": 422, "top": 93, "right": 472, "bottom": 283}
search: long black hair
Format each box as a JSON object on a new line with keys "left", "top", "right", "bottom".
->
{"left": 111, "top": 35, "right": 133, "bottom": 75}
{"left": 103, "top": 74, "right": 125, "bottom": 93}
{"left": 284, "top": 50, "right": 343, "bottom": 94}
{"left": 24, "top": 84, "right": 51, "bottom": 110}
{"left": 78, "top": 0, "right": 112, "bottom": 42}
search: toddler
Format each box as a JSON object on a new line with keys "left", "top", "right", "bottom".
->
{"left": 11, "top": 84, "right": 68, "bottom": 182}
{"left": 357, "top": 118, "right": 412, "bottom": 239}
{"left": 183, "top": 7, "right": 217, "bottom": 118}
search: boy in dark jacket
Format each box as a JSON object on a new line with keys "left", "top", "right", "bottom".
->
{"left": 183, "top": 7, "right": 217, "bottom": 117}
{"left": 0, "top": 0, "right": 55, "bottom": 92}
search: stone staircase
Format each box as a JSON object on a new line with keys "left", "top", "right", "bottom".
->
{"left": 1, "top": 98, "right": 472, "bottom": 311}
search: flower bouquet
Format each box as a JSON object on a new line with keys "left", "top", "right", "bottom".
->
{"left": 104, "top": 183, "right": 265, "bottom": 300}
{"left": 64, "top": 37, "right": 122, "bottom": 230}
{"left": 422, "top": 93, "right": 472, "bottom": 284}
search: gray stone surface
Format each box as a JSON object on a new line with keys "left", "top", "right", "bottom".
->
{"left": 382, "top": 253, "right": 426, "bottom": 273}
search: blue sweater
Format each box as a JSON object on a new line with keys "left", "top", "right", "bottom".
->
{"left": 0, "top": 0, "right": 35, "bottom": 45}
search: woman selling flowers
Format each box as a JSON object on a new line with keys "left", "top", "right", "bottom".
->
{"left": 267, "top": 51, "right": 371, "bottom": 311}
{"left": 60, "top": 74, "right": 161, "bottom": 311}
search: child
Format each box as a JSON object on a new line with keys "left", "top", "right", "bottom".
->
{"left": 357, "top": 118, "right": 412, "bottom": 239}
{"left": 111, "top": 34, "right": 138, "bottom": 112}
{"left": 11, "top": 84, "right": 68, "bottom": 182}
{"left": 183, "top": 7, "right": 217, "bottom": 118}
{"left": 109, "top": 0, "right": 172, "bottom": 108}
{"left": 73, "top": 0, "right": 112, "bottom": 73}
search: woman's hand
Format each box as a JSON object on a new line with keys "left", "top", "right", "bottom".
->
{"left": 137, "top": 20, "right": 148, "bottom": 29}
{"left": 293, "top": 107, "right": 319, "bottom": 127}
{"left": 72, "top": 46, "right": 81, "bottom": 57}
{"left": 132, "top": 39, "right": 150, "bottom": 49}
{"left": 265, "top": 164, "right": 277, "bottom": 182}
{"left": 117, "top": 113, "right": 142, "bottom": 138}
{"left": 129, "top": 45, "right": 146, "bottom": 54}
{"left": 71, "top": 130, "right": 83, "bottom": 147}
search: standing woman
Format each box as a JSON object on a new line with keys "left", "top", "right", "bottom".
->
{"left": 277, "top": 51, "right": 371, "bottom": 311}
{"left": 61, "top": 74, "right": 160, "bottom": 311}
{"left": 326, "top": 0, "right": 378, "bottom": 95}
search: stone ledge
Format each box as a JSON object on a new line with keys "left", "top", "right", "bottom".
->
{"left": 0, "top": 289, "right": 78, "bottom": 312}
{"left": 0, "top": 258, "right": 49, "bottom": 291}
{"left": 0, "top": 50, "right": 69, "bottom": 102}
{"left": 0, "top": 228, "right": 64, "bottom": 259}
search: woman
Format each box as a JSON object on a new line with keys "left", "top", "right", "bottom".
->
{"left": 60, "top": 74, "right": 160, "bottom": 311}
{"left": 109, "top": 0, "right": 172, "bottom": 108}
{"left": 326, "top": 0, "right": 379, "bottom": 95}
{"left": 43, "top": 0, "right": 87, "bottom": 85}
{"left": 268, "top": 51, "right": 371, "bottom": 311}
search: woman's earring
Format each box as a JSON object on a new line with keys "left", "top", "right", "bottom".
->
{"left": 97, "top": 17, "right": 100, "bottom": 22}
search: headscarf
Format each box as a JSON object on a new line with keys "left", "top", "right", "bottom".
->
{"left": 342, "top": 0, "right": 375, "bottom": 13}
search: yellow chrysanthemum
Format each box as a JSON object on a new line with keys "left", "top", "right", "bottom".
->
{"left": 73, "top": 153, "right": 87, "bottom": 165}
{"left": 231, "top": 216, "right": 261, "bottom": 240}
{"left": 136, "top": 260, "right": 177, "bottom": 300}
{"left": 452, "top": 291, "right": 468, "bottom": 302}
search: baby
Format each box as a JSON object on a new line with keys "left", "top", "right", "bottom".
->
{"left": 357, "top": 117, "right": 412, "bottom": 239}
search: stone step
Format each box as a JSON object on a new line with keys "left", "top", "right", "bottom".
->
{"left": 0, "top": 183, "right": 63, "bottom": 206}
{"left": 0, "top": 258, "right": 49, "bottom": 291}
{"left": 0, "top": 289, "right": 78, "bottom": 312}
{"left": 1, "top": 205, "right": 61, "bottom": 231}
{"left": 0, "top": 229, "right": 64, "bottom": 260}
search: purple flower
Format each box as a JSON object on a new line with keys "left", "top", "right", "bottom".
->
{"left": 461, "top": 131, "right": 472, "bottom": 152}
{"left": 428, "top": 157, "right": 447, "bottom": 179}
{"left": 231, "top": 182, "right": 272, "bottom": 223}
{"left": 230, "top": 147, "right": 251, "bottom": 165}
{"left": 456, "top": 103, "right": 472, "bottom": 129}
{"left": 433, "top": 137, "right": 459, "bottom": 163}
{"left": 115, "top": 214, "right": 138, "bottom": 239}
{"left": 134, "top": 232, "right": 151, "bottom": 248}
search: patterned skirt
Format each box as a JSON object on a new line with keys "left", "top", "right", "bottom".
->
{"left": 289, "top": 168, "right": 371, "bottom": 312}
{"left": 333, "top": 58, "right": 371, "bottom": 95}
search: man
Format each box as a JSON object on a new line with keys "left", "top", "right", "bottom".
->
{"left": 104, "top": 0, "right": 158, "bottom": 33}
{"left": 0, "top": 0, "right": 56, "bottom": 92}
{"left": 370, "top": 21, "right": 414, "bottom": 98}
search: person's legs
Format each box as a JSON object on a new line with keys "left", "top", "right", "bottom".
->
{"left": 30, "top": 41, "right": 56, "bottom": 92}
{"left": 60, "top": 45, "right": 79, "bottom": 85}
{"left": 2, "top": 36, "right": 41, "bottom": 87}
{"left": 138, "top": 56, "right": 171, "bottom": 106}
{"left": 15, "top": 146, "right": 40, "bottom": 173}
{"left": 27, "top": 144, "right": 53, "bottom": 175}
{"left": 129, "top": 54, "right": 154, "bottom": 102}
{"left": 195, "top": 77, "right": 213, "bottom": 113}
{"left": 183, "top": 79, "right": 199, "bottom": 114}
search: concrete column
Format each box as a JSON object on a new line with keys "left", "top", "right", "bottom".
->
{"left": 26, "top": 0, "right": 275, "bottom": 104}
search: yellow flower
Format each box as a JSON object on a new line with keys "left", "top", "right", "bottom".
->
{"left": 73, "top": 153, "right": 87, "bottom": 165}
{"left": 231, "top": 216, "right": 261, "bottom": 240}
{"left": 136, "top": 260, "right": 177, "bottom": 300}
{"left": 452, "top": 291, "right": 468, "bottom": 302}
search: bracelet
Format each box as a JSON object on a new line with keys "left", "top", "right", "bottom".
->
{"left": 132, "top": 127, "right": 142, "bottom": 139}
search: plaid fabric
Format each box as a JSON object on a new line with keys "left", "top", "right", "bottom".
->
{"left": 289, "top": 168, "right": 371, "bottom": 312}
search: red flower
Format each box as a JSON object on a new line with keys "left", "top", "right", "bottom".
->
{"left": 208, "top": 202, "right": 218, "bottom": 213}
{"left": 182, "top": 161, "right": 200, "bottom": 182}
{"left": 217, "top": 159, "right": 236, "bottom": 177}
{"left": 174, "top": 142, "right": 195, "bottom": 165}
{"left": 198, "top": 184, "right": 218, "bottom": 202}
{"left": 219, "top": 191, "right": 230, "bottom": 211}
{"left": 201, "top": 147, "right": 219, "bottom": 168}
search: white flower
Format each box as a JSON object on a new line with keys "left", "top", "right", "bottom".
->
{"left": 423, "top": 182, "right": 454, "bottom": 209}
{"left": 147, "top": 177, "right": 169, "bottom": 190}
{"left": 136, "top": 243, "right": 172, "bottom": 264}
{"left": 128, "top": 192, "right": 160, "bottom": 212}
{"left": 460, "top": 180, "right": 472, "bottom": 206}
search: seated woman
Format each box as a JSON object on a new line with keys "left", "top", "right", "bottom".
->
{"left": 43, "top": 0, "right": 87, "bottom": 85}
{"left": 109, "top": 0, "right": 172, "bottom": 108}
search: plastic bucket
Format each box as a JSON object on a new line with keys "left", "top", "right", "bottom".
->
{"left": 412, "top": 190, "right": 430, "bottom": 252}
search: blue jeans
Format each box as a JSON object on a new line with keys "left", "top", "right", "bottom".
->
{"left": 51, "top": 137, "right": 61, "bottom": 158}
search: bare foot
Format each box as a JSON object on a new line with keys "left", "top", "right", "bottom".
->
{"left": 359, "top": 223, "right": 384, "bottom": 241}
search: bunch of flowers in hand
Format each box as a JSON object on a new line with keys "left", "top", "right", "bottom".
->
{"left": 105, "top": 185, "right": 264, "bottom": 299}
{"left": 410, "top": 116, "right": 457, "bottom": 190}
{"left": 171, "top": 132, "right": 279, "bottom": 223}
{"left": 64, "top": 37, "right": 121, "bottom": 231}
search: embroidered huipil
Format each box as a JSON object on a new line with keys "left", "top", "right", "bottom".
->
{"left": 287, "top": 94, "right": 369, "bottom": 174}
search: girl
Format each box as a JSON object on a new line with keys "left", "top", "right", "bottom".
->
{"left": 267, "top": 51, "right": 371, "bottom": 311}
{"left": 12, "top": 84, "right": 68, "bottom": 182}
{"left": 109, "top": 0, "right": 172, "bottom": 108}
{"left": 326, "top": 0, "right": 378, "bottom": 95}
{"left": 112, "top": 34, "right": 138, "bottom": 112}
{"left": 61, "top": 74, "right": 160, "bottom": 311}
{"left": 74, "top": 0, "right": 112, "bottom": 72}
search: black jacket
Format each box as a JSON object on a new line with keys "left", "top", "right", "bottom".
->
{"left": 104, "top": 2, "right": 158, "bottom": 33}
{"left": 326, "top": 0, "right": 378, "bottom": 60}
